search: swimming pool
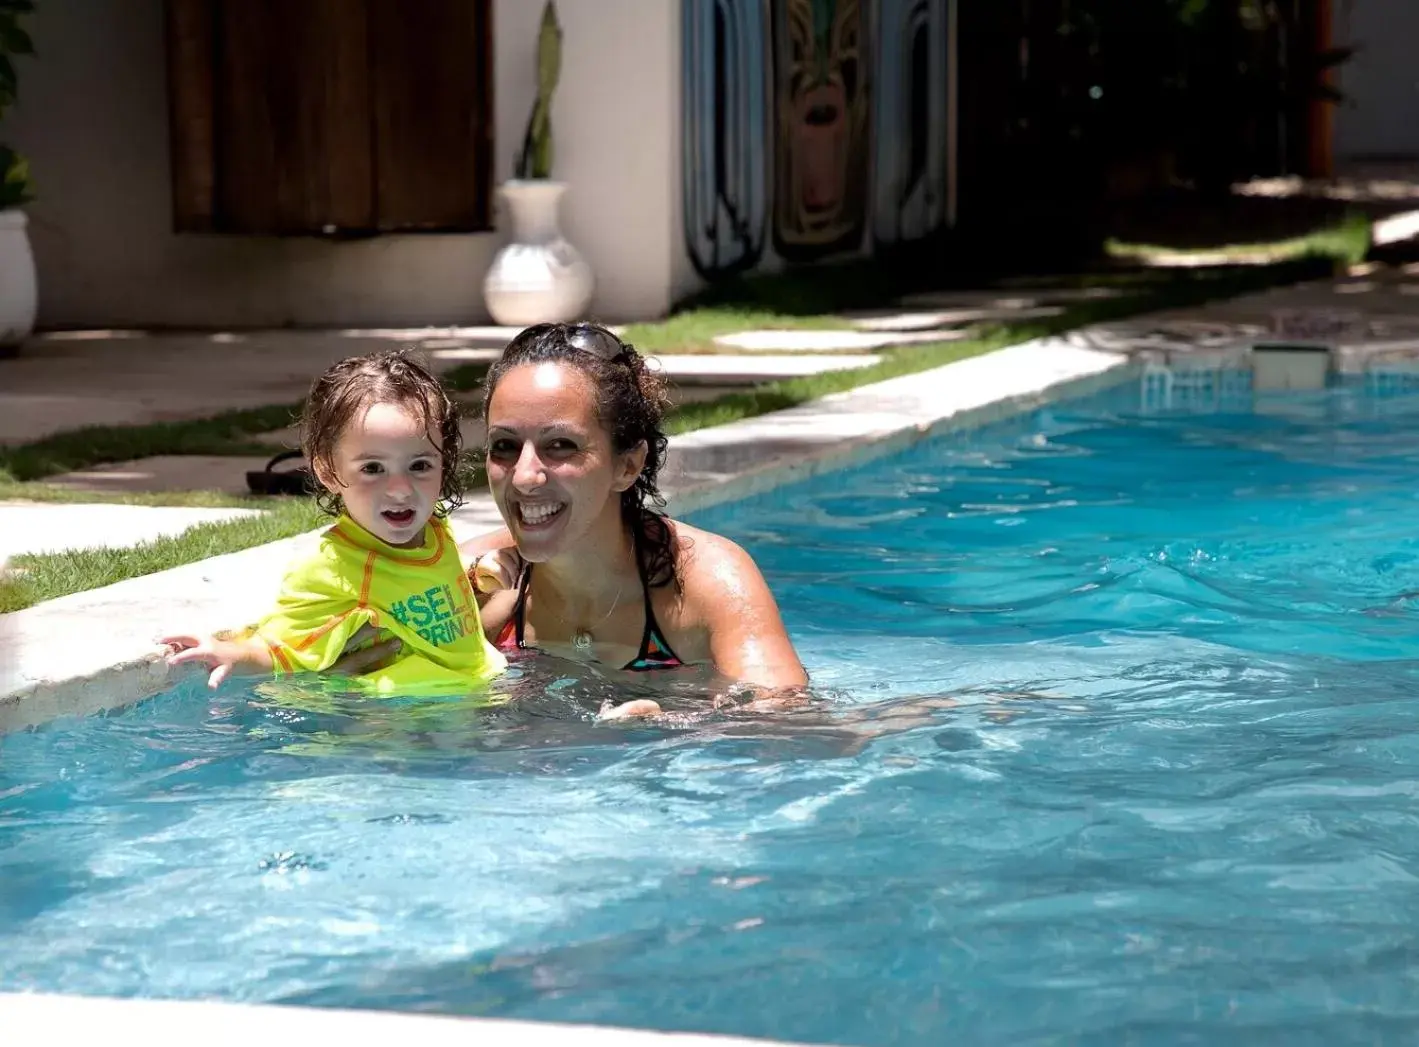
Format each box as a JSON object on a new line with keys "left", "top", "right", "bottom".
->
{"left": 4, "top": 376, "right": 1419, "bottom": 1045}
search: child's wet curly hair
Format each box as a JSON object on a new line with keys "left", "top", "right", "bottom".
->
{"left": 301, "top": 348, "right": 465, "bottom": 518}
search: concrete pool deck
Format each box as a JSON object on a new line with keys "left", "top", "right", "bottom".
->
{"left": 0, "top": 336, "right": 1131, "bottom": 734}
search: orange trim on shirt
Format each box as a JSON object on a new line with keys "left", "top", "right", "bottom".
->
{"left": 291, "top": 608, "right": 357, "bottom": 653}
{"left": 330, "top": 520, "right": 446, "bottom": 568}
{"left": 359, "top": 551, "right": 376, "bottom": 605}
{"left": 266, "top": 639, "right": 294, "bottom": 674}
{"left": 392, "top": 523, "right": 445, "bottom": 567}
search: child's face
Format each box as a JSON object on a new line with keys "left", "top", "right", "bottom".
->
{"left": 319, "top": 399, "right": 445, "bottom": 548}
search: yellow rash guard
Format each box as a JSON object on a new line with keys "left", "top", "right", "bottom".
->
{"left": 253, "top": 514, "right": 506, "bottom": 694}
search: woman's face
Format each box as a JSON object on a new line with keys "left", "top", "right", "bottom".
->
{"left": 484, "top": 362, "right": 645, "bottom": 561}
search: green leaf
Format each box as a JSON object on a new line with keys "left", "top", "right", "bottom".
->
{"left": 536, "top": 1, "right": 562, "bottom": 95}
{"left": 0, "top": 53, "right": 15, "bottom": 97}
{"left": 3, "top": 148, "right": 28, "bottom": 185}
{"left": 0, "top": 1, "right": 36, "bottom": 14}
{"left": 0, "top": 20, "right": 34, "bottom": 56}
{"left": 0, "top": 144, "right": 33, "bottom": 208}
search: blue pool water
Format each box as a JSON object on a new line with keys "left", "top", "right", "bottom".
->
{"left": 5, "top": 379, "right": 1419, "bottom": 1045}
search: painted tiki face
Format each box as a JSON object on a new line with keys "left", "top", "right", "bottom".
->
{"left": 774, "top": 0, "right": 868, "bottom": 256}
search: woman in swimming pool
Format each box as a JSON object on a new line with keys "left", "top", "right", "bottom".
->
{"left": 462, "top": 321, "right": 808, "bottom": 717}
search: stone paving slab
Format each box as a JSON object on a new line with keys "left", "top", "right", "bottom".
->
{"left": 0, "top": 503, "right": 261, "bottom": 573}
{"left": 649, "top": 353, "right": 880, "bottom": 381}
{"left": 899, "top": 287, "right": 1123, "bottom": 308}
{"left": 712, "top": 329, "right": 963, "bottom": 353}
{"left": 843, "top": 305, "right": 1062, "bottom": 331}
{"left": 1, "top": 993, "right": 800, "bottom": 1047}
{"left": 1, "top": 336, "right": 1129, "bottom": 734}
{"left": 1142, "top": 274, "right": 1419, "bottom": 329}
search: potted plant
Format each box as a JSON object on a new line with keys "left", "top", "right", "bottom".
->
{"left": 0, "top": 0, "right": 36, "bottom": 354}
{"left": 482, "top": 0, "right": 593, "bottom": 327}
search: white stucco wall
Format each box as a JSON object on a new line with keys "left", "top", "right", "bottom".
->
{"left": 4, "top": 0, "right": 680, "bottom": 328}
{"left": 1332, "top": 0, "right": 1419, "bottom": 162}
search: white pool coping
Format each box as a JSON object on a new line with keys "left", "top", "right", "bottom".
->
{"left": 0, "top": 336, "right": 1130, "bottom": 735}
{"left": 0, "top": 336, "right": 1130, "bottom": 1044}
{"left": 0, "top": 992, "right": 798, "bottom": 1047}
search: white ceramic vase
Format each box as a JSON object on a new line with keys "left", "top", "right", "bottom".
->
{"left": 0, "top": 209, "right": 37, "bottom": 350}
{"left": 483, "top": 180, "right": 593, "bottom": 327}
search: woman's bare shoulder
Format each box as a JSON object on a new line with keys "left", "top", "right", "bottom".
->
{"left": 664, "top": 519, "right": 807, "bottom": 687}
{"left": 668, "top": 520, "right": 771, "bottom": 602}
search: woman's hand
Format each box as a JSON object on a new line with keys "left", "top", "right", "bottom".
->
{"left": 328, "top": 623, "right": 402, "bottom": 676}
{"left": 598, "top": 699, "right": 663, "bottom": 721}
{"left": 713, "top": 684, "right": 813, "bottom": 713}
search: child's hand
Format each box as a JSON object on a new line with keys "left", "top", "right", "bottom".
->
{"left": 161, "top": 634, "right": 268, "bottom": 689}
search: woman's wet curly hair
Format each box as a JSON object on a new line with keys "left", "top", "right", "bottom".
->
{"left": 301, "top": 348, "right": 466, "bottom": 518}
{"left": 481, "top": 322, "right": 677, "bottom": 588}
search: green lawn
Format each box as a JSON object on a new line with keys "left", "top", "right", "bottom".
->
{"left": 0, "top": 256, "right": 1339, "bottom": 613}
{"left": 618, "top": 307, "right": 851, "bottom": 355}
{"left": 0, "top": 498, "right": 326, "bottom": 613}
{"left": 0, "top": 481, "right": 267, "bottom": 508}
{"left": 1106, "top": 211, "right": 1371, "bottom": 268}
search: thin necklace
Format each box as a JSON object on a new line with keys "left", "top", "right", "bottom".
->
{"left": 540, "top": 578, "right": 624, "bottom": 652}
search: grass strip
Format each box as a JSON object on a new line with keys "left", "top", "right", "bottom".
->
{"left": 619, "top": 307, "right": 850, "bottom": 355}
{"left": 0, "top": 498, "right": 326, "bottom": 613}
{"left": 1106, "top": 211, "right": 1371, "bottom": 268}
{"left": 0, "top": 481, "right": 273, "bottom": 507}
{"left": 0, "top": 404, "right": 301, "bottom": 482}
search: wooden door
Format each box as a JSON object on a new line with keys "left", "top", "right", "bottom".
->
{"left": 166, "top": 0, "right": 493, "bottom": 235}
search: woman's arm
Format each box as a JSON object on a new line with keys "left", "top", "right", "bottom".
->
{"left": 680, "top": 529, "right": 808, "bottom": 690}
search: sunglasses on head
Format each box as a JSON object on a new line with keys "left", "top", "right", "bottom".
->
{"left": 566, "top": 324, "right": 632, "bottom": 363}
